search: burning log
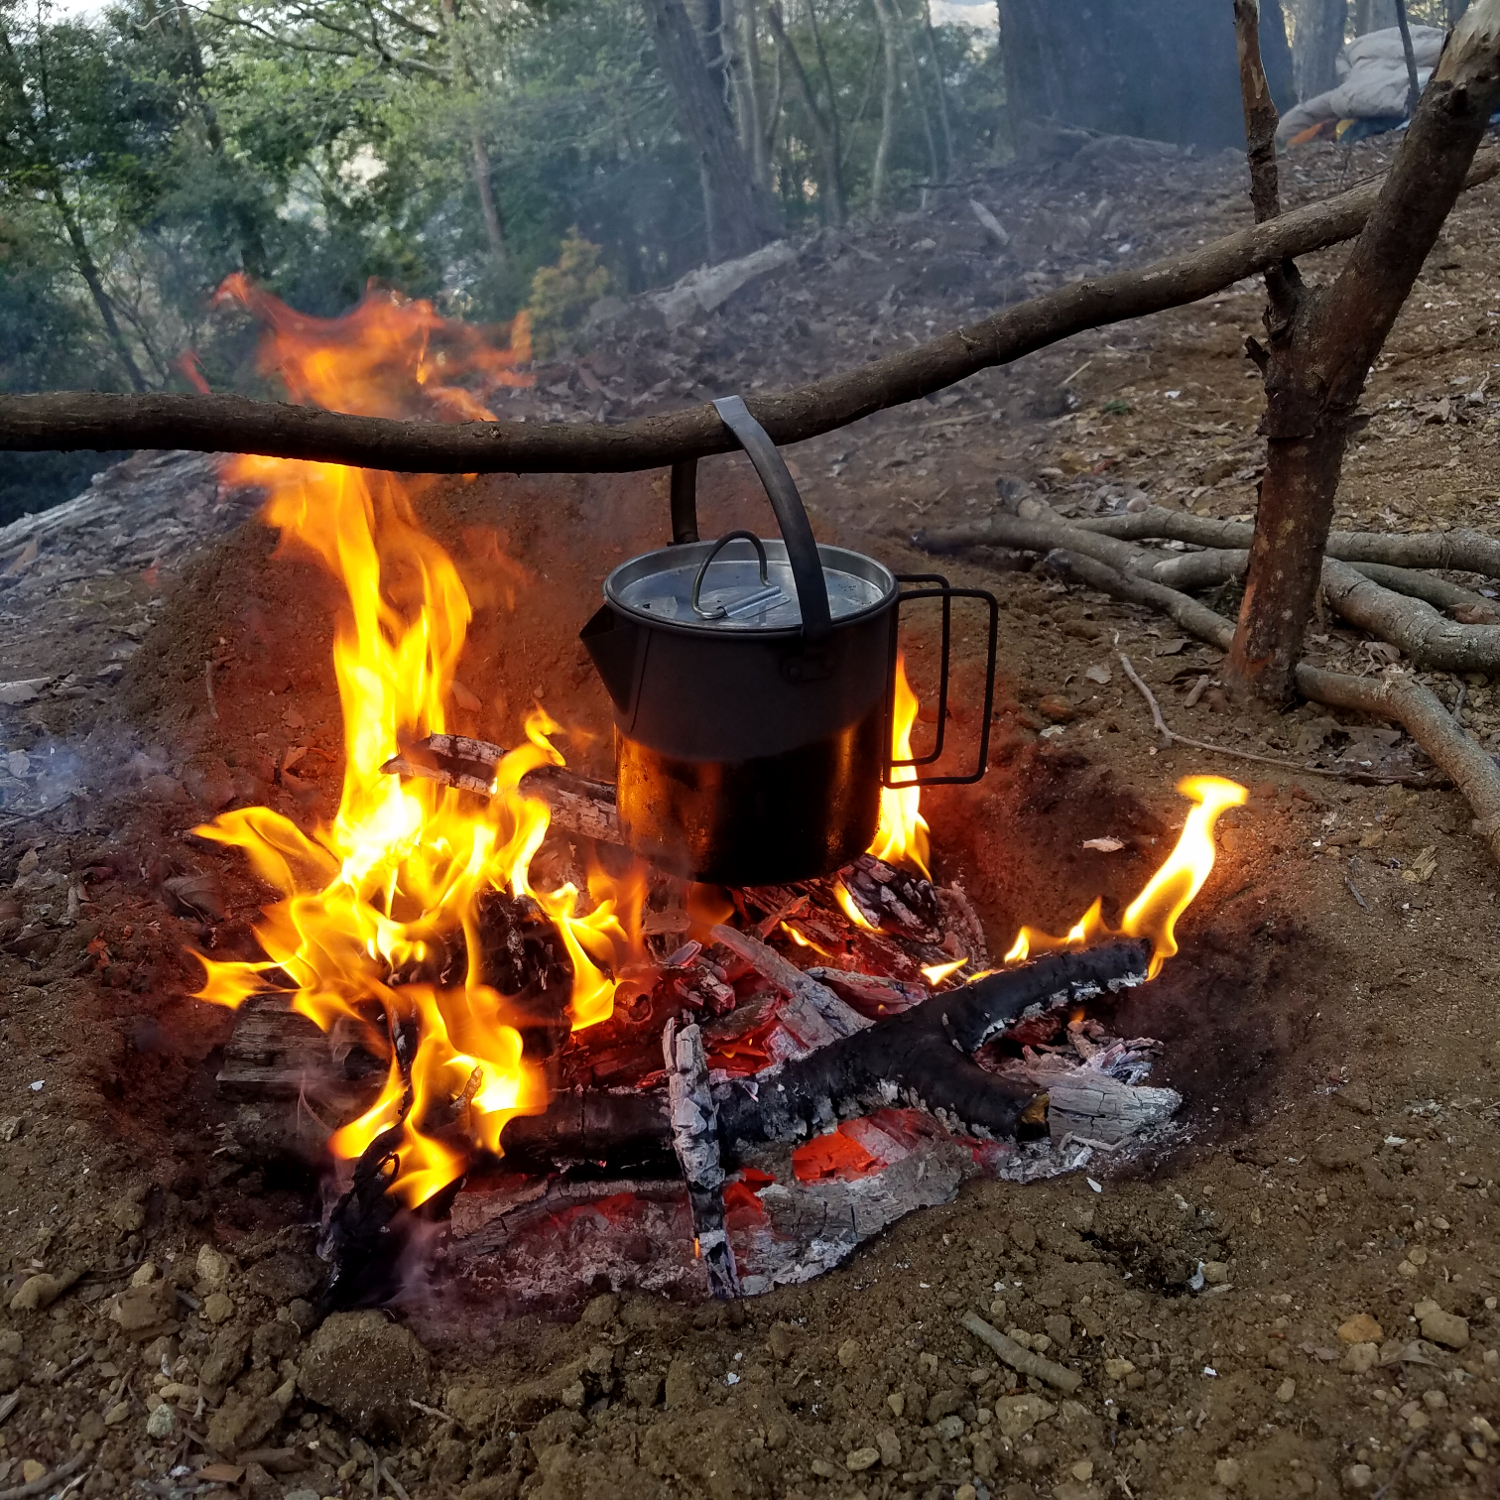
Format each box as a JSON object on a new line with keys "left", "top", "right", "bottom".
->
{"left": 663, "top": 1019, "right": 740, "bottom": 1298}
{"left": 382, "top": 734, "right": 621, "bottom": 846}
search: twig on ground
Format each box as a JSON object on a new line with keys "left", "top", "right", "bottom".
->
{"left": 1116, "top": 653, "right": 1358, "bottom": 780}
{"left": 1372, "top": 1435, "right": 1424, "bottom": 1500}
{"left": 961, "top": 1312, "right": 1083, "bottom": 1394}
{"left": 1344, "top": 860, "right": 1369, "bottom": 911}
{"left": 204, "top": 661, "right": 218, "bottom": 722}
{"left": 0, "top": 1451, "right": 90, "bottom": 1500}
{"left": 408, "top": 1397, "right": 460, "bottom": 1428}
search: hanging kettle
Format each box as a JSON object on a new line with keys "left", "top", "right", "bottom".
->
{"left": 579, "top": 396, "right": 998, "bottom": 886}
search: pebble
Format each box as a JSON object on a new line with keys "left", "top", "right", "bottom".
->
{"left": 1338, "top": 1314, "right": 1383, "bottom": 1344}
{"left": 196, "top": 1244, "right": 231, "bottom": 1292}
{"left": 20, "top": 1461, "right": 44, "bottom": 1485}
{"left": 845, "top": 1447, "right": 879, "bottom": 1472}
{"left": 875, "top": 1428, "right": 900, "bottom": 1467}
{"left": 1340, "top": 1342, "right": 1379, "bottom": 1375}
{"left": 1215, "top": 1457, "right": 1241, "bottom": 1487}
{"left": 0, "top": 1118, "right": 23, "bottom": 1142}
{"left": 129, "top": 1262, "right": 159, "bottom": 1288}
{"left": 1275, "top": 1378, "right": 1296, "bottom": 1403}
{"left": 935, "top": 1415, "right": 965, "bottom": 1442}
{"left": 1104, "top": 1357, "right": 1136, "bottom": 1381}
{"left": 104, "top": 1402, "right": 130, "bottom": 1426}
{"left": 1417, "top": 1305, "right": 1469, "bottom": 1349}
{"left": 203, "top": 1292, "right": 235, "bottom": 1325}
{"left": 886, "top": 1391, "right": 905, "bottom": 1418}
{"left": 9, "top": 1274, "right": 68, "bottom": 1313}
{"left": 1202, "top": 1261, "right": 1229, "bottom": 1286}
{"left": 955, "top": 1487, "right": 977, "bottom": 1500}
{"left": 1072, "top": 1459, "right": 1095, "bottom": 1481}
{"left": 837, "top": 1338, "right": 861, "bottom": 1369}
{"left": 810, "top": 1458, "right": 837, "bottom": 1478}
{"left": 146, "top": 1404, "right": 176, "bottom": 1440}
{"left": 1344, "top": 1463, "right": 1373, "bottom": 1490}
{"left": 995, "top": 1394, "right": 1054, "bottom": 1440}
{"left": 1037, "top": 695, "right": 1078, "bottom": 724}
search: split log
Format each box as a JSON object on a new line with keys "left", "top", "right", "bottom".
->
{"left": 2, "top": 154, "right": 1496, "bottom": 472}
{"left": 663, "top": 1019, "right": 740, "bottom": 1298}
{"left": 382, "top": 734, "right": 621, "bottom": 846}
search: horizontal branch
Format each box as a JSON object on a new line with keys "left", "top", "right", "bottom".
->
{"left": 3, "top": 152, "right": 1496, "bottom": 473}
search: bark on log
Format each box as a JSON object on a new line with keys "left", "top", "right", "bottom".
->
{"left": 1226, "top": 0, "right": 1500, "bottom": 701}
{"left": 1320, "top": 557, "right": 1500, "bottom": 671}
{"left": 973, "top": 515, "right": 1500, "bottom": 862}
{"left": 2, "top": 154, "right": 1496, "bottom": 472}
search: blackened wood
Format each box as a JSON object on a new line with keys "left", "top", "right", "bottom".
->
{"left": 1227, "top": 1, "right": 1500, "bottom": 701}
{"left": 4, "top": 156, "right": 1496, "bottom": 472}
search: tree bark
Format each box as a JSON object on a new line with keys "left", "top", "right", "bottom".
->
{"left": 869, "top": 0, "right": 901, "bottom": 210}
{"left": 645, "top": 0, "right": 779, "bottom": 261}
{"left": 1293, "top": 0, "right": 1348, "bottom": 100}
{"left": 895, "top": 0, "right": 942, "bottom": 184}
{"left": 922, "top": 0, "right": 955, "bottom": 173}
{"left": 766, "top": 3, "right": 845, "bottom": 223}
{"left": 438, "top": 0, "right": 509, "bottom": 273}
{"left": 1226, "top": 0, "right": 1500, "bottom": 703}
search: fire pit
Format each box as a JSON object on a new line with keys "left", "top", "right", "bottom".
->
{"left": 190, "top": 284, "right": 1246, "bottom": 1312}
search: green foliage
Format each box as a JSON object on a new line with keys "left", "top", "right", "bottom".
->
{"left": 526, "top": 229, "right": 610, "bottom": 356}
{"left": 0, "top": 0, "right": 1006, "bottom": 512}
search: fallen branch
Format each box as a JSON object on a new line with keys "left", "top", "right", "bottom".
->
{"left": 2, "top": 153, "right": 1496, "bottom": 472}
{"left": 973, "top": 536, "right": 1500, "bottom": 851}
{"left": 961, "top": 1312, "right": 1084, "bottom": 1394}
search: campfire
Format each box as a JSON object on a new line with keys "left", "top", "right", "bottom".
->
{"left": 193, "top": 284, "right": 1246, "bottom": 1308}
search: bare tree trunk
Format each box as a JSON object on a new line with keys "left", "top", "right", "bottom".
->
{"left": 723, "top": 0, "right": 767, "bottom": 187}
{"left": 767, "top": 3, "right": 845, "bottom": 223}
{"left": 1292, "top": 0, "right": 1348, "bottom": 99}
{"left": 895, "top": 0, "right": 942, "bottom": 184}
{"left": 648, "top": 0, "right": 779, "bottom": 261}
{"left": 806, "top": 0, "right": 846, "bottom": 167}
{"left": 438, "top": 0, "right": 509, "bottom": 273}
{"left": 1393, "top": 0, "right": 1422, "bottom": 115}
{"left": 922, "top": 0, "right": 955, "bottom": 172}
{"left": 1354, "top": 0, "right": 1397, "bottom": 32}
{"left": 869, "top": 0, "right": 902, "bottom": 210}
{"left": 1226, "top": 0, "right": 1500, "bottom": 703}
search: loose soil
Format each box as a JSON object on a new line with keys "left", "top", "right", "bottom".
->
{"left": 2, "top": 132, "right": 1500, "bottom": 1500}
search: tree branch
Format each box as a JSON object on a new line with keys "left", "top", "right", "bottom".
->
{"left": 2, "top": 150, "right": 1496, "bottom": 472}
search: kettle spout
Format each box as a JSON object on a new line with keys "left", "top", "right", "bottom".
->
{"left": 579, "top": 605, "right": 645, "bottom": 718}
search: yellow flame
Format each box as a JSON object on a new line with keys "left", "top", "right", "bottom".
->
{"left": 921, "top": 956, "right": 968, "bottom": 986}
{"left": 1122, "top": 775, "right": 1247, "bottom": 977}
{"left": 188, "top": 282, "right": 635, "bottom": 1209}
{"left": 1001, "top": 778, "right": 1244, "bottom": 980}
{"left": 868, "top": 654, "right": 930, "bottom": 877}
{"left": 781, "top": 921, "right": 835, "bottom": 958}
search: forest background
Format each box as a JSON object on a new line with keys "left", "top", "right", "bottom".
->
{"left": 0, "top": 0, "right": 1471, "bottom": 521}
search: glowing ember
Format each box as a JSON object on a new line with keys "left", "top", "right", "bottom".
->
{"left": 867, "top": 655, "right": 930, "bottom": 877}
{"left": 1001, "top": 776, "right": 1246, "bottom": 976}
{"left": 190, "top": 282, "right": 633, "bottom": 1208}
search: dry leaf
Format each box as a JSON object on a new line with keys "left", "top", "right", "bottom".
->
{"left": 1156, "top": 637, "right": 1188, "bottom": 656}
{"left": 1401, "top": 846, "right": 1438, "bottom": 884}
{"left": 1082, "top": 836, "right": 1125, "bottom": 853}
{"left": 1085, "top": 664, "right": 1112, "bottom": 685}
{"left": 195, "top": 1465, "right": 245, "bottom": 1484}
{"left": 451, "top": 679, "right": 482, "bottom": 711}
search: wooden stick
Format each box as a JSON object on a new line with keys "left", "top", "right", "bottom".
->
{"left": 1, "top": 154, "right": 1496, "bottom": 472}
{"left": 960, "top": 1312, "right": 1084, "bottom": 1394}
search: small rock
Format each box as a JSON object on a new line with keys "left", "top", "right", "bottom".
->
{"left": 837, "top": 1338, "right": 861, "bottom": 1369}
{"left": 886, "top": 1391, "right": 905, "bottom": 1418}
{"left": 663, "top": 1357, "right": 698, "bottom": 1410}
{"left": 1010, "top": 1220, "right": 1037, "bottom": 1253}
{"left": 1037, "top": 695, "right": 1077, "bottom": 724}
{"left": 298, "top": 1310, "right": 431, "bottom": 1438}
{"left": 1338, "top": 1313, "right": 1383, "bottom": 1344}
{"left": 0, "top": 1332, "right": 20, "bottom": 1357}
{"left": 129, "top": 1263, "right": 158, "bottom": 1289}
{"left": 1104, "top": 1357, "right": 1135, "bottom": 1381}
{"left": 146, "top": 1403, "right": 176, "bottom": 1440}
{"left": 875, "top": 1427, "right": 900, "bottom": 1467}
{"left": 810, "top": 1458, "right": 838, "bottom": 1478}
{"left": 1215, "top": 1457, "right": 1242, "bottom": 1487}
{"left": 1275, "top": 1378, "right": 1296, "bottom": 1403}
{"left": 202, "top": 1292, "right": 234, "bottom": 1325}
{"left": 1202, "top": 1261, "right": 1229, "bottom": 1286}
{"left": 196, "top": 1244, "right": 231, "bottom": 1292}
{"left": 104, "top": 1401, "right": 130, "bottom": 1426}
{"left": 995, "top": 1393, "right": 1054, "bottom": 1441}
{"left": 1072, "top": 1459, "right": 1095, "bottom": 1481}
{"left": 1419, "top": 1308, "right": 1469, "bottom": 1349}
{"left": 767, "top": 1323, "right": 795, "bottom": 1362}
{"left": 955, "top": 1487, "right": 977, "bottom": 1500}
{"left": 1335, "top": 1081, "right": 1374, "bottom": 1115}
{"left": 109, "top": 1201, "right": 145, "bottom": 1235}
{"left": 1045, "top": 1313, "right": 1072, "bottom": 1348}
{"left": 10, "top": 1273, "right": 71, "bottom": 1313}
{"left": 935, "top": 1414, "right": 965, "bottom": 1442}
{"left": 0, "top": 1119, "right": 23, "bottom": 1143}
{"left": 845, "top": 1447, "right": 880, "bottom": 1472}
{"left": 20, "top": 1460, "right": 44, "bottom": 1485}
{"left": 1085, "top": 664, "right": 1112, "bottom": 685}
{"left": 1340, "top": 1342, "right": 1379, "bottom": 1375}
{"left": 1344, "top": 1465, "right": 1373, "bottom": 1492}
{"left": 926, "top": 1388, "right": 965, "bottom": 1424}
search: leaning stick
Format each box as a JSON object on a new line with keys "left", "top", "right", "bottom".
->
{"left": 2, "top": 154, "right": 1496, "bottom": 471}
{"left": 961, "top": 1312, "right": 1084, "bottom": 1395}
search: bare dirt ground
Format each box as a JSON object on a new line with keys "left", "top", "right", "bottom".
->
{"left": 2, "top": 131, "right": 1500, "bottom": 1500}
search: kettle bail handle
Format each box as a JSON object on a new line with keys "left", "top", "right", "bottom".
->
{"left": 710, "top": 395, "right": 833, "bottom": 648}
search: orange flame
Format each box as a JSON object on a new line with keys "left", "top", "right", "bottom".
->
{"left": 868, "top": 654, "right": 930, "bottom": 877}
{"left": 1003, "top": 777, "right": 1245, "bottom": 980}
{"left": 189, "top": 282, "right": 638, "bottom": 1208}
